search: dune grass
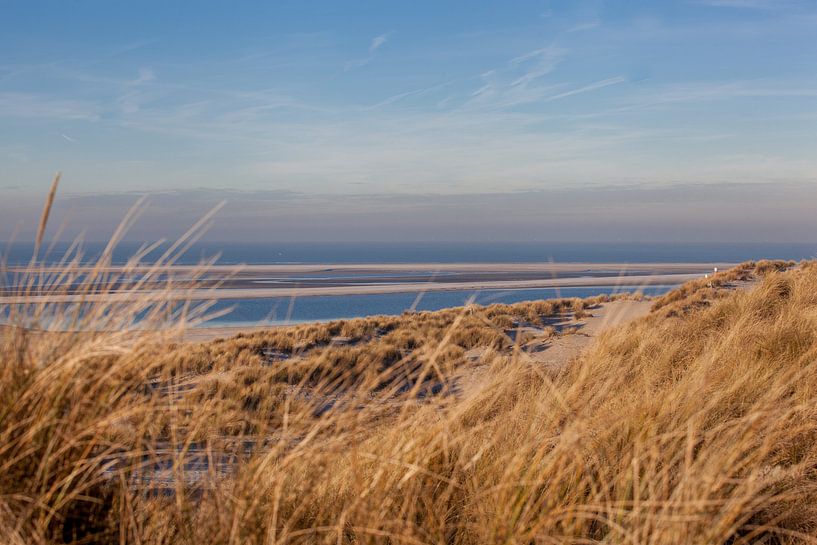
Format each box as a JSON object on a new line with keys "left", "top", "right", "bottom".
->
{"left": 1, "top": 225, "right": 813, "bottom": 545}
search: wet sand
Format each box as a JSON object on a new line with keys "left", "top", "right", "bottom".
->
{"left": 0, "top": 262, "right": 724, "bottom": 304}
{"left": 0, "top": 273, "right": 706, "bottom": 304}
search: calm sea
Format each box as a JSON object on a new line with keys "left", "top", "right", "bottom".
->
{"left": 202, "top": 285, "right": 673, "bottom": 327}
{"left": 3, "top": 241, "right": 817, "bottom": 266}
{"left": 3, "top": 241, "right": 814, "bottom": 326}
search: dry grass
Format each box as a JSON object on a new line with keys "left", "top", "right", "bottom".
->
{"left": 2, "top": 226, "right": 817, "bottom": 544}
{"left": 650, "top": 259, "right": 794, "bottom": 314}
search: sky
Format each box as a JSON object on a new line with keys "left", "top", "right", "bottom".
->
{"left": 1, "top": 0, "right": 816, "bottom": 243}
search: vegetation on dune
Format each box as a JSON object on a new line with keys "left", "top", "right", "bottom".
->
{"left": 1, "top": 231, "right": 814, "bottom": 544}
{"left": 137, "top": 294, "right": 618, "bottom": 436}
{"left": 650, "top": 259, "right": 794, "bottom": 314}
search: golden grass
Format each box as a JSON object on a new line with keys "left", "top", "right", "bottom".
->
{"left": 2, "top": 224, "right": 815, "bottom": 544}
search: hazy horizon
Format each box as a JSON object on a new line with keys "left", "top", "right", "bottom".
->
{"left": 2, "top": 0, "right": 817, "bottom": 243}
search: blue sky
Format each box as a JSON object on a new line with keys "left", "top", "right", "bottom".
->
{"left": 1, "top": 0, "right": 816, "bottom": 242}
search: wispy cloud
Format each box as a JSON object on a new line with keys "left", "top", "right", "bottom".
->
{"left": 106, "top": 39, "right": 159, "bottom": 58}
{"left": 634, "top": 80, "right": 817, "bottom": 108}
{"left": 566, "top": 19, "right": 602, "bottom": 32}
{"left": 544, "top": 76, "right": 627, "bottom": 102}
{"left": 132, "top": 67, "right": 155, "bottom": 85}
{"left": 463, "top": 49, "right": 626, "bottom": 109}
{"left": 0, "top": 92, "right": 101, "bottom": 121}
{"left": 345, "top": 32, "right": 391, "bottom": 70}
{"left": 509, "top": 47, "right": 565, "bottom": 87}
{"left": 697, "top": 0, "right": 797, "bottom": 9}
{"left": 369, "top": 33, "right": 389, "bottom": 53}
{"left": 362, "top": 80, "right": 452, "bottom": 111}
{"left": 116, "top": 67, "right": 157, "bottom": 114}
{"left": 463, "top": 46, "right": 568, "bottom": 109}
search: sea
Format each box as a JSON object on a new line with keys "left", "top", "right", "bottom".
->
{"left": 3, "top": 241, "right": 815, "bottom": 327}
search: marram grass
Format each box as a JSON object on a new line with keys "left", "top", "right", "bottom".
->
{"left": 1, "top": 234, "right": 812, "bottom": 544}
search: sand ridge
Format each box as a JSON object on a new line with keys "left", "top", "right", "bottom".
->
{"left": 0, "top": 272, "right": 711, "bottom": 304}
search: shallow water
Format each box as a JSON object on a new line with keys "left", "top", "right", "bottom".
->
{"left": 202, "top": 285, "right": 673, "bottom": 327}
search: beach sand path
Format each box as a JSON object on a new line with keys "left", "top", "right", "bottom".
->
{"left": 523, "top": 299, "right": 652, "bottom": 368}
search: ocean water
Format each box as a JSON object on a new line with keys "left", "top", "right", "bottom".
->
{"left": 3, "top": 241, "right": 816, "bottom": 266}
{"left": 4, "top": 241, "right": 814, "bottom": 326}
{"left": 202, "top": 285, "right": 673, "bottom": 327}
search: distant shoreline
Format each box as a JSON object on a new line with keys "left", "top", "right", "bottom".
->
{"left": 6, "top": 261, "right": 733, "bottom": 274}
{"left": 0, "top": 261, "right": 721, "bottom": 304}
